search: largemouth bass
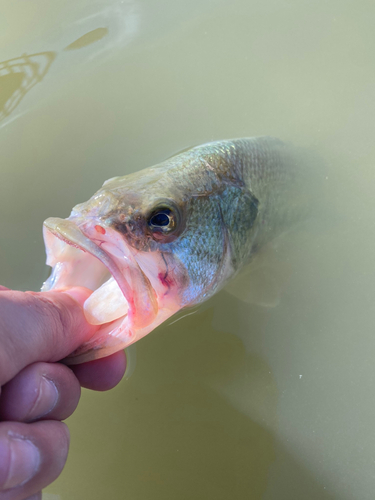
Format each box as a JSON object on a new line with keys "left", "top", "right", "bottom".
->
{"left": 42, "top": 137, "right": 307, "bottom": 363}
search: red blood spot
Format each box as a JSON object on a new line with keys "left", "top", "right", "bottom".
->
{"left": 158, "top": 273, "right": 174, "bottom": 288}
{"left": 95, "top": 225, "right": 106, "bottom": 234}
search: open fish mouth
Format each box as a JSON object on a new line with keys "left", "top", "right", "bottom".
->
{"left": 42, "top": 217, "right": 160, "bottom": 364}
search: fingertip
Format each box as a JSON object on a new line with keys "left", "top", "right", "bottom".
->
{"left": 0, "top": 362, "right": 82, "bottom": 423}
{"left": 0, "top": 420, "right": 70, "bottom": 497}
{"left": 70, "top": 350, "right": 126, "bottom": 391}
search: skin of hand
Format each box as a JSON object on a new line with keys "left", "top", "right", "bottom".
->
{"left": 0, "top": 286, "right": 126, "bottom": 500}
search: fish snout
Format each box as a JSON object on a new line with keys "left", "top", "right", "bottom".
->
{"left": 71, "top": 190, "right": 119, "bottom": 218}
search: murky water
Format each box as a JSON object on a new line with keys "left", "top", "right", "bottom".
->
{"left": 1, "top": 0, "right": 375, "bottom": 498}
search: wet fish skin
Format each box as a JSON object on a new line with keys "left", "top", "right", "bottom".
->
{"left": 43, "top": 136, "right": 306, "bottom": 362}
{"left": 80, "top": 137, "right": 300, "bottom": 305}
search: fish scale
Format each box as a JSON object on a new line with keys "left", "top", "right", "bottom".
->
{"left": 43, "top": 136, "right": 312, "bottom": 362}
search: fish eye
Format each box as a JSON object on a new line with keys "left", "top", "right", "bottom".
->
{"left": 149, "top": 210, "right": 171, "bottom": 227}
{"left": 147, "top": 204, "right": 179, "bottom": 237}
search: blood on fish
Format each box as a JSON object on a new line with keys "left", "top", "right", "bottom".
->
{"left": 158, "top": 272, "right": 173, "bottom": 288}
{"left": 95, "top": 225, "right": 106, "bottom": 234}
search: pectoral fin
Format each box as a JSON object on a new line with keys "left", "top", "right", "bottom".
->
{"left": 224, "top": 262, "right": 281, "bottom": 307}
{"left": 224, "top": 240, "right": 291, "bottom": 307}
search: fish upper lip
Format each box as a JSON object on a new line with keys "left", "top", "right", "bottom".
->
{"left": 43, "top": 217, "right": 158, "bottom": 329}
{"left": 43, "top": 217, "right": 129, "bottom": 295}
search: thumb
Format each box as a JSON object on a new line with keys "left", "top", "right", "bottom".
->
{"left": 0, "top": 287, "right": 98, "bottom": 386}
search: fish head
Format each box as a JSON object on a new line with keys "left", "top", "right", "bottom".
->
{"left": 42, "top": 160, "right": 234, "bottom": 363}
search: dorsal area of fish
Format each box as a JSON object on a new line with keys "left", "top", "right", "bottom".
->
{"left": 99, "top": 137, "right": 292, "bottom": 198}
{"left": 87, "top": 137, "right": 305, "bottom": 265}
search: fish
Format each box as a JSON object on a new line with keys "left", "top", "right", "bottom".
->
{"left": 42, "top": 137, "right": 309, "bottom": 364}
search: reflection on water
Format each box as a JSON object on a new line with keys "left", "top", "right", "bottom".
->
{"left": 64, "top": 28, "right": 109, "bottom": 51}
{"left": 0, "top": 52, "right": 55, "bottom": 122}
{"left": 68, "top": 1, "right": 140, "bottom": 61}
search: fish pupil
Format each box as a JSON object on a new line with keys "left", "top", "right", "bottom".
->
{"left": 150, "top": 211, "right": 170, "bottom": 227}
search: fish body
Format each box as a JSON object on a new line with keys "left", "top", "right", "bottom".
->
{"left": 42, "top": 137, "right": 306, "bottom": 363}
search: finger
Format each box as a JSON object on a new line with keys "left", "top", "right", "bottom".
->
{"left": 0, "top": 287, "right": 98, "bottom": 387}
{"left": 0, "top": 420, "right": 69, "bottom": 500}
{"left": 0, "top": 363, "right": 81, "bottom": 423}
{"left": 70, "top": 350, "right": 126, "bottom": 391}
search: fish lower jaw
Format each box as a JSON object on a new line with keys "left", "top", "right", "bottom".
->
{"left": 64, "top": 302, "right": 181, "bottom": 365}
{"left": 63, "top": 315, "right": 134, "bottom": 364}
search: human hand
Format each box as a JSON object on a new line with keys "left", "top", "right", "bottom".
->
{"left": 0, "top": 286, "right": 126, "bottom": 500}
